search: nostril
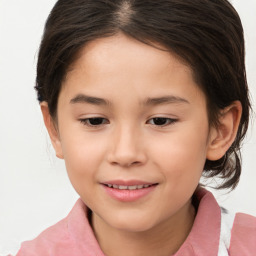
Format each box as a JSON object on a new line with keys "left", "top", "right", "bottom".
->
{"left": 132, "top": 161, "right": 142, "bottom": 166}
{"left": 110, "top": 160, "right": 141, "bottom": 167}
{"left": 126, "top": 161, "right": 142, "bottom": 167}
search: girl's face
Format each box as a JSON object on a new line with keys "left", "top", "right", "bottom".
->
{"left": 52, "top": 34, "right": 216, "bottom": 232}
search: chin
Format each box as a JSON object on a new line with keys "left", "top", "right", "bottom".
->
{"left": 108, "top": 214, "right": 157, "bottom": 233}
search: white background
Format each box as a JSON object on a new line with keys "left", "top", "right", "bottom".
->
{"left": 0, "top": 0, "right": 255, "bottom": 255}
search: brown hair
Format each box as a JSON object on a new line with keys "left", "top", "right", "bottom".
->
{"left": 36, "top": 0, "right": 251, "bottom": 189}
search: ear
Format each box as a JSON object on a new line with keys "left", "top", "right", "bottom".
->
{"left": 206, "top": 101, "right": 242, "bottom": 161}
{"left": 40, "top": 102, "right": 64, "bottom": 159}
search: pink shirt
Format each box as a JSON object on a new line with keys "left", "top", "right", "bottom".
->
{"left": 16, "top": 188, "right": 256, "bottom": 255}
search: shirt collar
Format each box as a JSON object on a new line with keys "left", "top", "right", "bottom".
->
{"left": 67, "top": 199, "right": 105, "bottom": 255}
{"left": 174, "top": 188, "right": 221, "bottom": 256}
{"left": 67, "top": 188, "right": 221, "bottom": 256}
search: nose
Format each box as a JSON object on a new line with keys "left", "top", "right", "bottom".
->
{"left": 107, "top": 125, "right": 147, "bottom": 167}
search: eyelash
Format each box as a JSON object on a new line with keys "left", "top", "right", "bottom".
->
{"left": 79, "top": 117, "right": 178, "bottom": 128}
{"left": 146, "top": 117, "right": 178, "bottom": 127}
{"left": 79, "top": 117, "right": 109, "bottom": 127}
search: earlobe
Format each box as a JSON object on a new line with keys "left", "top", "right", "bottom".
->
{"left": 206, "top": 101, "right": 242, "bottom": 161}
{"left": 40, "top": 102, "right": 64, "bottom": 159}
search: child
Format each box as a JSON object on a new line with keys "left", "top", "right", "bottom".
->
{"left": 17, "top": 0, "right": 255, "bottom": 255}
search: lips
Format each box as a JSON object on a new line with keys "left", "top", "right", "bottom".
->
{"left": 104, "top": 184, "right": 154, "bottom": 190}
{"left": 101, "top": 180, "right": 158, "bottom": 202}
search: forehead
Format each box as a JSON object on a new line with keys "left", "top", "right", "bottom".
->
{"left": 67, "top": 34, "right": 192, "bottom": 81}
{"left": 61, "top": 34, "right": 206, "bottom": 107}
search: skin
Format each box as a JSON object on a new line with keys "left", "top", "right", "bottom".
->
{"left": 41, "top": 34, "right": 242, "bottom": 256}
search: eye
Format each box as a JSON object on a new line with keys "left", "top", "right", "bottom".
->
{"left": 79, "top": 117, "right": 109, "bottom": 127}
{"left": 147, "top": 117, "right": 177, "bottom": 127}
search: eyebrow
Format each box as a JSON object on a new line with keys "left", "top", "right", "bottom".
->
{"left": 70, "top": 94, "right": 110, "bottom": 105}
{"left": 144, "top": 96, "right": 190, "bottom": 106}
{"left": 70, "top": 94, "right": 189, "bottom": 106}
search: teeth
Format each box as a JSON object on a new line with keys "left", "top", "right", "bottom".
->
{"left": 106, "top": 184, "right": 153, "bottom": 190}
{"left": 128, "top": 185, "right": 137, "bottom": 190}
{"left": 119, "top": 185, "right": 128, "bottom": 190}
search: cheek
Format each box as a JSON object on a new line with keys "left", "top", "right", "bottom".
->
{"left": 149, "top": 124, "right": 209, "bottom": 181}
{"left": 149, "top": 130, "right": 207, "bottom": 215}
{"left": 61, "top": 138, "right": 105, "bottom": 202}
{"left": 59, "top": 130, "right": 107, "bottom": 184}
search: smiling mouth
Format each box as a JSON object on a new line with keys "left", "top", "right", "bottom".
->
{"left": 102, "top": 182, "right": 158, "bottom": 201}
{"left": 103, "top": 184, "right": 158, "bottom": 190}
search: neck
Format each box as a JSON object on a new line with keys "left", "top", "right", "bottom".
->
{"left": 92, "top": 200, "right": 195, "bottom": 256}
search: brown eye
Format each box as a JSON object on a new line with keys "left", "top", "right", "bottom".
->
{"left": 80, "top": 118, "right": 109, "bottom": 126}
{"left": 147, "top": 117, "right": 177, "bottom": 126}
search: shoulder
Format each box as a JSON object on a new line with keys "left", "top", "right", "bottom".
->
{"left": 16, "top": 199, "right": 86, "bottom": 256}
{"left": 16, "top": 215, "right": 72, "bottom": 256}
{"left": 193, "top": 188, "right": 256, "bottom": 255}
{"left": 229, "top": 212, "right": 256, "bottom": 255}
